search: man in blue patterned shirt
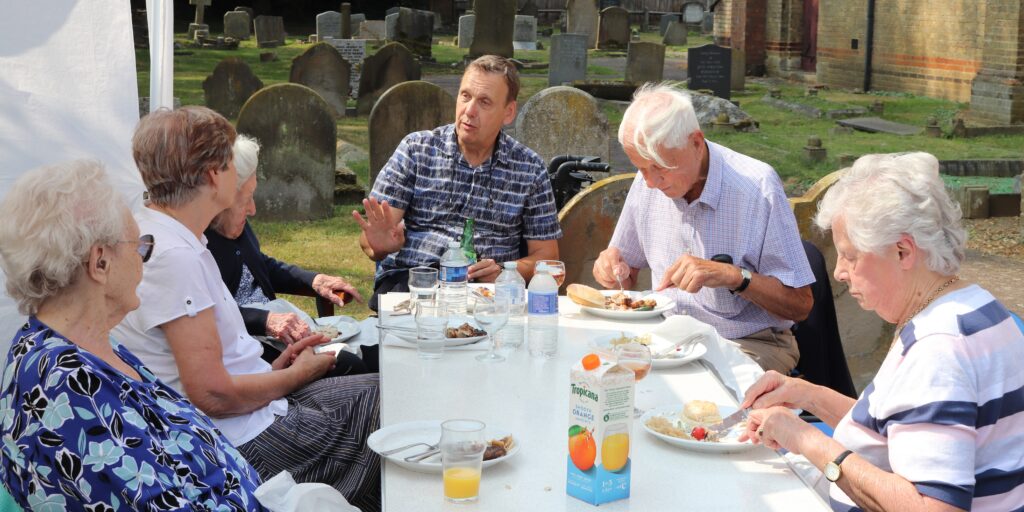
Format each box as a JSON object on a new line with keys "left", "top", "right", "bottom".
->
{"left": 354, "top": 55, "right": 562, "bottom": 310}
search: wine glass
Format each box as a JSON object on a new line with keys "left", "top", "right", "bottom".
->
{"left": 475, "top": 296, "right": 510, "bottom": 363}
{"left": 535, "top": 260, "right": 566, "bottom": 288}
{"left": 613, "top": 342, "right": 652, "bottom": 416}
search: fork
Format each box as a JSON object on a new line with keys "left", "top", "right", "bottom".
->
{"left": 380, "top": 440, "right": 436, "bottom": 457}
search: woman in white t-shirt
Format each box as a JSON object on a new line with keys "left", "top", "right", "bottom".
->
{"left": 113, "top": 107, "right": 381, "bottom": 511}
{"left": 738, "top": 153, "right": 1024, "bottom": 512}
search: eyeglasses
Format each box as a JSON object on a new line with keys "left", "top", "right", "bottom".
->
{"left": 115, "top": 234, "right": 155, "bottom": 262}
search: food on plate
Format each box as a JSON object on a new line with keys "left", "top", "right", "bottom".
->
{"left": 478, "top": 287, "right": 494, "bottom": 298}
{"left": 445, "top": 322, "right": 486, "bottom": 338}
{"left": 605, "top": 292, "right": 658, "bottom": 311}
{"left": 646, "top": 401, "right": 743, "bottom": 443}
{"left": 609, "top": 332, "right": 652, "bottom": 346}
{"left": 567, "top": 283, "right": 606, "bottom": 308}
{"left": 483, "top": 435, "right": 515, "bottom": 461}
{"left": 645, "top": 416, "right": 691, "bottom": 440}
{"left": 314, "top": 325, "right": 340, "bottom": 339}
{"left": 681, "top": 400, "right": 723, "bottom": 426}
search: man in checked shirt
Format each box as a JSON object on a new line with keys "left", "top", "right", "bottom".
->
{"left": 594, "top": 83, "right": 815, "bottom": 374}
{"left": 354, "top": 55, "right": 562, "bottom": 311}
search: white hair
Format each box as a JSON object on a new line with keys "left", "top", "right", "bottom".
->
{"left": 814, "top": 152, "right": 966, "bottom": 274}
{"left": 233, "top": 134, "right": 261, "bottom": 188}
{"left": 617, "top": 82, "right": 701, "bottom": 168}
{"left": 0, "top": 160, "right": 128, "bottom": 315}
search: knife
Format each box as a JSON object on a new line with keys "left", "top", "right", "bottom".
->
{"left": 707, "top": 407, "right": 749, "bottom": 434}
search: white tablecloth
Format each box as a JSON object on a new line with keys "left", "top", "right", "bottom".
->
{"left": 376, "top": 294, "right": 831, "bottom": 511}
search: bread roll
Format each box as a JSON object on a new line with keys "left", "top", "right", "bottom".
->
{"left": 681, "top": 400, "right": 722, "bottom": 425}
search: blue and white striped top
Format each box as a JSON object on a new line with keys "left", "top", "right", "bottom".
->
{"left": 370, "top": 124, "right": 562, "bottom": 278}
{"left": 830, "top": 285, "right": 1024, "bottom": 511}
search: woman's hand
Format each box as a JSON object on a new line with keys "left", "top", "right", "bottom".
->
{"left": 312, "top": 274, "right": 363, "bottom": 305}
{"left": 741, "top": 370, "right": 808, "bottom": 411}
{"left": 271, "top": 333, "right": 329, "bottom": 370}
{"left": 739, "top": 406, "right": 819, "bottom": 454}
{"left": 266, "top": 312, "right": 311, "bottom": 344}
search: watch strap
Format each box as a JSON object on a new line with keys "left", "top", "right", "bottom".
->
{"left": 833, "top": 449, "right": 853, "bottom": 466}
{"left": 730, "top": 268, "right": 751, "bottom": 294}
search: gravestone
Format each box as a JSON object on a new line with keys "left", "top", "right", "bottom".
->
{"left": 358, "top": 20, "right": 386, "bottom": 40}
{"left": 731, "top": 47, "right": 746, "bottom": 90}
{"left": 567, "top": 0, "right": 599, "bottom": 48}
{"left": 188, "top": 0, "right": 210, "bottom": 39}
{"left": 236, "top": 83, "right": 336, "bottom": 221}
{"left": 659, "top": 14, "right": 680, "bottom": 36}
{"left": 625, "top": 42, "right": 665, "bottom": 83}
{"left": 559, "top": 175, "right": 636, "bottom": 288}
{"left": 369, "top": 81, "right": 455, "bottom": 187}
{"left": 203, "top": 57, "right": 264, "bottom": 119}
{"left": 350, "top": 14, "right": 366, "bottom": 35}
{"left": 471, "top": 0, "right": 515, "bottom": 58}
{"left": 386, "top": 7, "right": 400, "bottom": 17}
{"left": 597, "top": 6, "right": 630, "bottom": 49}
{"left": 682, "top": 2, "right": 704, "bottom": 24}
{"left": 385, "top": 13, "right": 398, "bottom": 40}
{"left": 395, "top": 8, "right": 435, "bottom": 58}
{"left": 317, "top": 11, "right": 342, "bottom": 40}
{"left": 289, "top": 43, "right": 351, "bottom": 118}
{"left": 327, "top": 39, "right": 367, "bottom": 98}
{"left": 701, "top": 12, "right": 714, "bottom": 34}
{"left": 340, "top": 4, "right": 352, "bottom": 39}
{"left": 687, "top": 44, "right": 731, "bottom": 99}
{"left": 515, "top": 86, "right": 610, "bottom": 166}
{"left": 513, "top": 15, "right": 538, "bottom": 51}
{"left": 254, "top": 15, "right": 285, "bottom": 48}
{"left": 836, "top": 117, "right": 922, "bottom": 135}
{"left": 223, "top": 11, "right": 250, "bottom": 40}
{"left": 357, "top": 42, "right": 422, "bottom": 115}
{"left": 458, "top": 14, "right": 475, "bottom": 48}
{"left": 234, "top": 6, "right": 254, "bottom": 20}
{"left": 520, "top": 0, "right": 539, "bottom": 18}
{"left": 662, "top": 20, "right": 687, "bottom": 46}
{"left": 549, "top": 33, "right": 588, "bottom": 86}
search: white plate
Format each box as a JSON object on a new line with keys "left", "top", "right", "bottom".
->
{"left": 579, "top": 290, "right": 676, "bottom": 320}
{"left": 385, "top": 316, "right": 488, "bottom": 347}
{"left": 467, "top": 283, "right": 496, "bottom": 312}
{"left": 367, "top": 420, "right": 520, "bottom": 474}
{"left": 309, "top": 316, "right": 361, "bottom": 343}
{"left": 640, "top": 404, "right": 756, "bottom": 454}
{"left": 590, "top": 332, "right": 707, "bottom": 370}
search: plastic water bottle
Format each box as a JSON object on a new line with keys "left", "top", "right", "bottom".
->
{"left": 494, "top": 261, "right": 526, "bottom": 350}
{"left": 528, "top": 263, "right": 559, "bottom": 358}
{"left": 439, "top": 240, "right": 470, "bottom": 316}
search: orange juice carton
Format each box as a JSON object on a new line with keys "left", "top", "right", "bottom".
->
{"left": 567, "top": 353, "right": 635, "bottom": 505}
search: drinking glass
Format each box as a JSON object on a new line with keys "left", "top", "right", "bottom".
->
{"left": 441, "top": 419, "right": 486, "bottom": 503}
{"left": 535, "top": 260, "right": 566, "bottom": 288}
{"left": 475, "top": 296, "right": 510, "bottom": 363}
{"left": 415, "top": 301, "right": 447, "bottom": 360}
{"left": 408, "top": 266, "right": 439, "bottom": 309}
{"left": 613, "top": 342, "right": 652, "bottom": 417}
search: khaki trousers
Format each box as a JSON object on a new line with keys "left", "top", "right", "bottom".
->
{"left": 734, "top": 328, "right": 800, "bottom": 375}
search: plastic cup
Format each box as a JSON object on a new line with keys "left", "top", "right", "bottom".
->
{"left": 440, "top": 419, "right": 486, "bottom": 503}
{"left": 415, "top": 301, "right": 446, "bottom": 360}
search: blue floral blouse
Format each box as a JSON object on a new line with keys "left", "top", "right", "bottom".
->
{"left": 0, "top": 317, "right": 268, "bottom": 511}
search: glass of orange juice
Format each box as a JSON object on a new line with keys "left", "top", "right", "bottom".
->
{"left": 440, "top": 419, "right": 486, "bottom": 503}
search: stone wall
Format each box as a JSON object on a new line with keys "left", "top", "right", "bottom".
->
{"left": 713, "top": 0, "right": 733, "bottom": 46}
{"left": 764, "top": 0, "right": 803, "bottom": 75}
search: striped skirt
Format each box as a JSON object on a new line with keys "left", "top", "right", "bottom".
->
{"left": 239, "top": 373, "right": 381, "bottom": 511}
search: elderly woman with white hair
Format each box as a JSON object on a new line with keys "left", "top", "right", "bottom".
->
{"left": 740, "top": 152, "right": 1024, "bottom": 512}
{"left": 112, "top": 107, "right": 381, "bottom": 511}
{"left": 0, "top": 160, "right": 266, "bottom": 510}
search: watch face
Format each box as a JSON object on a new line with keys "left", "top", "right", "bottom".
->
{"left": 825, "top": 463, "right": 841, "bottom": 482}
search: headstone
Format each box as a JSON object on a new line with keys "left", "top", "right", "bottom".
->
{"left": 687, "top": 44, "right": 731, "bottom": 99}
{"left": 731, "top": 47, "right": 746, "bottom": 91}
{"left": 327, "top": 38, "right": 367, "bottom": 98}
{"left": 835, "top": 117, "right": 922, "bottom": 136}
{"left": 358, "top": 20, "right": 386, "bottom": 40}
{"left": 471, "top": 0, "right": 515, "bottom": 58}
{"left": 625, "top": 42, "right": 665, "bottom": 83}
{"left": 659, "top": 14, "right": 680, "bottom": 36}
{"left": 289, "top": 43, "right": 351, "bottom": 118}
{"left": 350, "top": 13, "right": 366, "bottom": 35}
{"left": 317, "top": 11, "right": 342, "bottom": 40}
{"left": 549, "top": 33, "right": 588, "bottom": 86}
{"left": 689, "top": 92, "right": 758, "bottom": 132}
{"left": 513, "top": 15, "right": 538, "bottom": 51}
{"left": 597, "top": 6, "right": 630, "bottom": 49}
{"left": 682, "top": 2, "right": 704, "bottom": 24}
{"left": 558, "top": 175, "right": 634, "bottom": 289}
{"left": 202, "top": 57, "right": 264, "bottom": 118}
{"left": 357, "top": 42, "right": 422, "bottom": 115}
{"left": 369, "top": 81, "right": 455, "bottom": 187}
{"left": 234, "top": 6, "right": 254, "bottom": 20}
{"left": 236, "top": 83, "right": 336, "bottom": 221}
{"left": 188, "top": 0, "right": 211, "bottom": 39}
{"left": 515, "top": 86, "right": 610, "bottom": 166}
{"left": 224, "top": 11, "right": 251, "bottom": 40}
{"left": 458, "top": 14, "right": 475, "bottom": 48}
{"left": 520, "top": 0, "right": 539, "bottom": 18}
{"left": 662, "top": 20, "right": 687, "bottom": 46}
{"left": 254, "top": 15, "right": 285, "bottom": 48}
{"left": 386, "top": 7, "right": 400, "bottom": 17}
{"left": 567, "top": 0, "right": 599, "bottom": 49}
{"left": 701, "top": 12, "right": 714, "bottom": 34}
{"left": 385, "top": 13, "right": 398, "bottom": 40}
{"left": 395, "top": 8, "right": 435, "bottom": 58}
{"left": 340, "top": 4, "right": 352, "bottom": 39}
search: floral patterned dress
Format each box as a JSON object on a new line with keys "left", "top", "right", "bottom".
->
{"left": 0, "top": 317, "right": 268, "bottom": 511}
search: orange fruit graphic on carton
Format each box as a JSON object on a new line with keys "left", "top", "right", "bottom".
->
{"left": 568, "top": 425, "right": 597, "bottom": 471}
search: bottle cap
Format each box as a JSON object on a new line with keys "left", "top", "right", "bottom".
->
{"left": 582, "top": 353, "right": 600, "bottom": 370}
{"left": 448, "top": 240, "right": 459, "bottom": 248}
{"left": 503, "top": 261, "right": 517, "bottom": 270}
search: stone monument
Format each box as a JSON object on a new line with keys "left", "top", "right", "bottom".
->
{"left": 289, "top": 43, "right": 352, "bottom": 118}
{"left": 369, "top": 81, "right": 455, "bottom": 187}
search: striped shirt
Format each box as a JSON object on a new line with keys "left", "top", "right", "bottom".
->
{"left": 370, "top": 124, "right": 562, "bottom": 278}
{"left": 830, "top": 285, "right": 1024, "bottom": 511}
{"left": 609, "top": 141, "right": 815, "bottom": 339}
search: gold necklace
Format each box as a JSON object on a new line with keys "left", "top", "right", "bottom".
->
{"left": 895, "top": 275, "right": 960, "bottom": 335}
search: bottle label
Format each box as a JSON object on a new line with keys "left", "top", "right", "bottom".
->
{"left": 496, "top": 285, "right": 525, "bottom": 305}
{"left": 440, "top": 265, "right": 468, "bottom": 283}
{"left": 528, "top": 291, "right": 559, "bottom": 315}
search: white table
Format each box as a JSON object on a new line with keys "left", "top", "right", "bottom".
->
{"left": 377, "top": 294, "right": 830, "bottom": 511}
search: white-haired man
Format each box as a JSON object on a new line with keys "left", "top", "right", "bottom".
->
{"left": 593, "top": 83, "right": 815, "bottom": 374}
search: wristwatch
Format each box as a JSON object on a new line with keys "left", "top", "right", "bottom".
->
{"left": 824, "top": 450, "right": 853, "bottom": 482}
{"left": 730, "top": 267, "right": 752, "bottom": 294}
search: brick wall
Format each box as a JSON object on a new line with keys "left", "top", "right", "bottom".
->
{"left": 731, "top": 0, "right": 767, "bottom": 74}
{"left": 714, "top": 0, "right": 733, "bottom": 46}
{"left": 765, "top": 0, "right": 803, "bottom": 74}
{"left": 815, "top": 0, "right": 867, "bottom": 89}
